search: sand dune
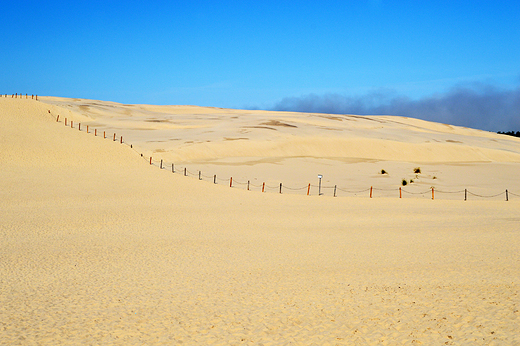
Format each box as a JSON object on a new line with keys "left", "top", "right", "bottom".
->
{"left": 1, "top": 96, "right": 519, "bottom": 345}
{"left": 37, "top": 96, "right": 520, "bottom": 198}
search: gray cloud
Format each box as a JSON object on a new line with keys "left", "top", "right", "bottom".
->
{"left": 271, "top": 85, "right": 520, "bottom": 132}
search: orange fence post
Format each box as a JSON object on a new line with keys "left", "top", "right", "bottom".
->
{"left": 65, "top": 118, "right": 67, "bottom": 126}
{"left": 78, "top": 123, "right": 81, "bottom": 131}
{"left": 150, "top": 157, "right": 152, "bottom": 165}
{"left": 370, "top": 186, "right": 373, "bottom": 198}
{"left": 104, "top": 131, "right": 106, "bottom": 139}
{"left": 86, "top": 125, "right": 89, "bottom": 133}
{"left": 113, "top": 133, "right": 116, "bottom": 141}
{"left": 120, "top": 136, "right": 123, "bottom": 144}
{"left": 431, "top": 187, "right": 434, "bottom": 200}
{"left": 262, "top": 182, "right": 265, "bottom": 192}
{"left": 71, "top": 120, "right": 73, "bottom": 128}
{"left": 56, "top": 115, "right": 59, "bottom": 122}
{"left": 95, "top": 129, "right": 97, "bottom": 136}
{"left": 307, "top": 183, "right": 311, "bottom": 196}
{"left": 230, "top": 177, "right": 233, "bottom": 187}
{"left": 399, "top": 187, "right": 402, "bottom": 198}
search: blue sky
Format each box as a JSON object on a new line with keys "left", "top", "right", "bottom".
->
{"left": 1, "top": 1, "right": 519, "bottom": 130}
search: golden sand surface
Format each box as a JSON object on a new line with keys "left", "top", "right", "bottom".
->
{"left": 1, "top": 97, "right": 519, "bottom": 345}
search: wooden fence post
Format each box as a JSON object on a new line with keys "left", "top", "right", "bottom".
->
{"left": 465, "top": 189, "right": 467, "bottom": 201}
{"left": 150, "top": 157, "right": 152, "bottom": 165}
{"left": 78, "top": 123, "right": 81, "bottom": 131}
{"left": 199, "top": 171, "right": 201, "bottom": 180}
{"left": 230, "top": 177, "right": 233, "bottom": 187}
{"left": 399, "top": 187, "right": 402, "bottom": 198}
{"left": 307, "top": 183, "right": 311, "bottom": 196}
{"left": 279, "top": 183, "right": 282, "bottom": 194}
{"left": 56, "top": 115, "right": 59, "bottom": 122}
{"left": 370, "top": 186, "right": 373, "bottom": 198}
{"left": 506, "top": 189, "right": 508, "bottom": 201}
{"left": 213, "top": 175, "right": 216, "bottom": 184}
{"left": 87, "top": 125, "right": 89, "bottom": 133}
{"left": 334, "top": 185, "right": 337, "bottom": 197}
{"left": 95, "top": 129, "right": 97, "bottom": 136}
{"left": 184, "top": 168, "right": 187, "bottom": 176}
{"left": 113, "top": 133, "right": 116, "bottom": 141}
{"left": 104, "top": 131, "right": 106, "bottom": 139}
{"left": 172, "top": 164, "right": 174, "bottom": 173}
{"left": 71, "top": 120, "right": 73, "bottom": 128}
{"left": 160, "top": 159, "right": 163, "bottom": 169}
{"left": 65, "top": 118, "right": 67, "bottom": 126}
{"left": 262, "top": 182, "right": 265, "bottom": 193}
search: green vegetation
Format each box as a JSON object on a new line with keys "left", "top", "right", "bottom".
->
{"left": 497, "top": 131, "right": 520, "bottom": 138}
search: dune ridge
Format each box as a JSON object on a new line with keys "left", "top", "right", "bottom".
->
{"left": 1, "top": 96, "right": 520, "bottom": 345}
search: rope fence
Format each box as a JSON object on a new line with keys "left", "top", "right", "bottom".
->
{"left": 30, "top": 101, "right": 520, "bottom": 202}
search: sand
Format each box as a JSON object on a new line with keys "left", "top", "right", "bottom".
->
{"left": 1, "top": 96, "right": 519, "bottom": 345}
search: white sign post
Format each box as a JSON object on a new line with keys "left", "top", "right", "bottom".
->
{"left": 318, "top": 174, "right": 323, "bottom": 196}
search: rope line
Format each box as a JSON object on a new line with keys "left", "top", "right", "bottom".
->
{"left": 401, "top": 189, "right": 431, "bottom": 195}
{"left": 336, "top": 187, "right": 371, "bottom": 193}
{"left": 436, "top": 189, "right": 465, "bottom": 194}
{"left": 467, "top": 191, "right": 505, "bottom": 198}
{"left": 284, "top": 185, "right": 308, "bottom": 191}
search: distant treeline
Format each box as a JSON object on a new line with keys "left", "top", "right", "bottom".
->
{"left": 497, "top": 131, "right": 520, "bottom": 138}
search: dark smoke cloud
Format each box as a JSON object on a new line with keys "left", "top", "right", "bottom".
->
{"left": 271, "top": 85, "right": 520, "bottom": 132}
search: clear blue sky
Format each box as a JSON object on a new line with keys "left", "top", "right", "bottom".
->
{"left": 2, "top": 1, "right": 519, "bottom": 130}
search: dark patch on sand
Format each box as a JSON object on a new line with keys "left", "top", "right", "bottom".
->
{"left": 260, "top": 120, "right": 298, "bottom": 128}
